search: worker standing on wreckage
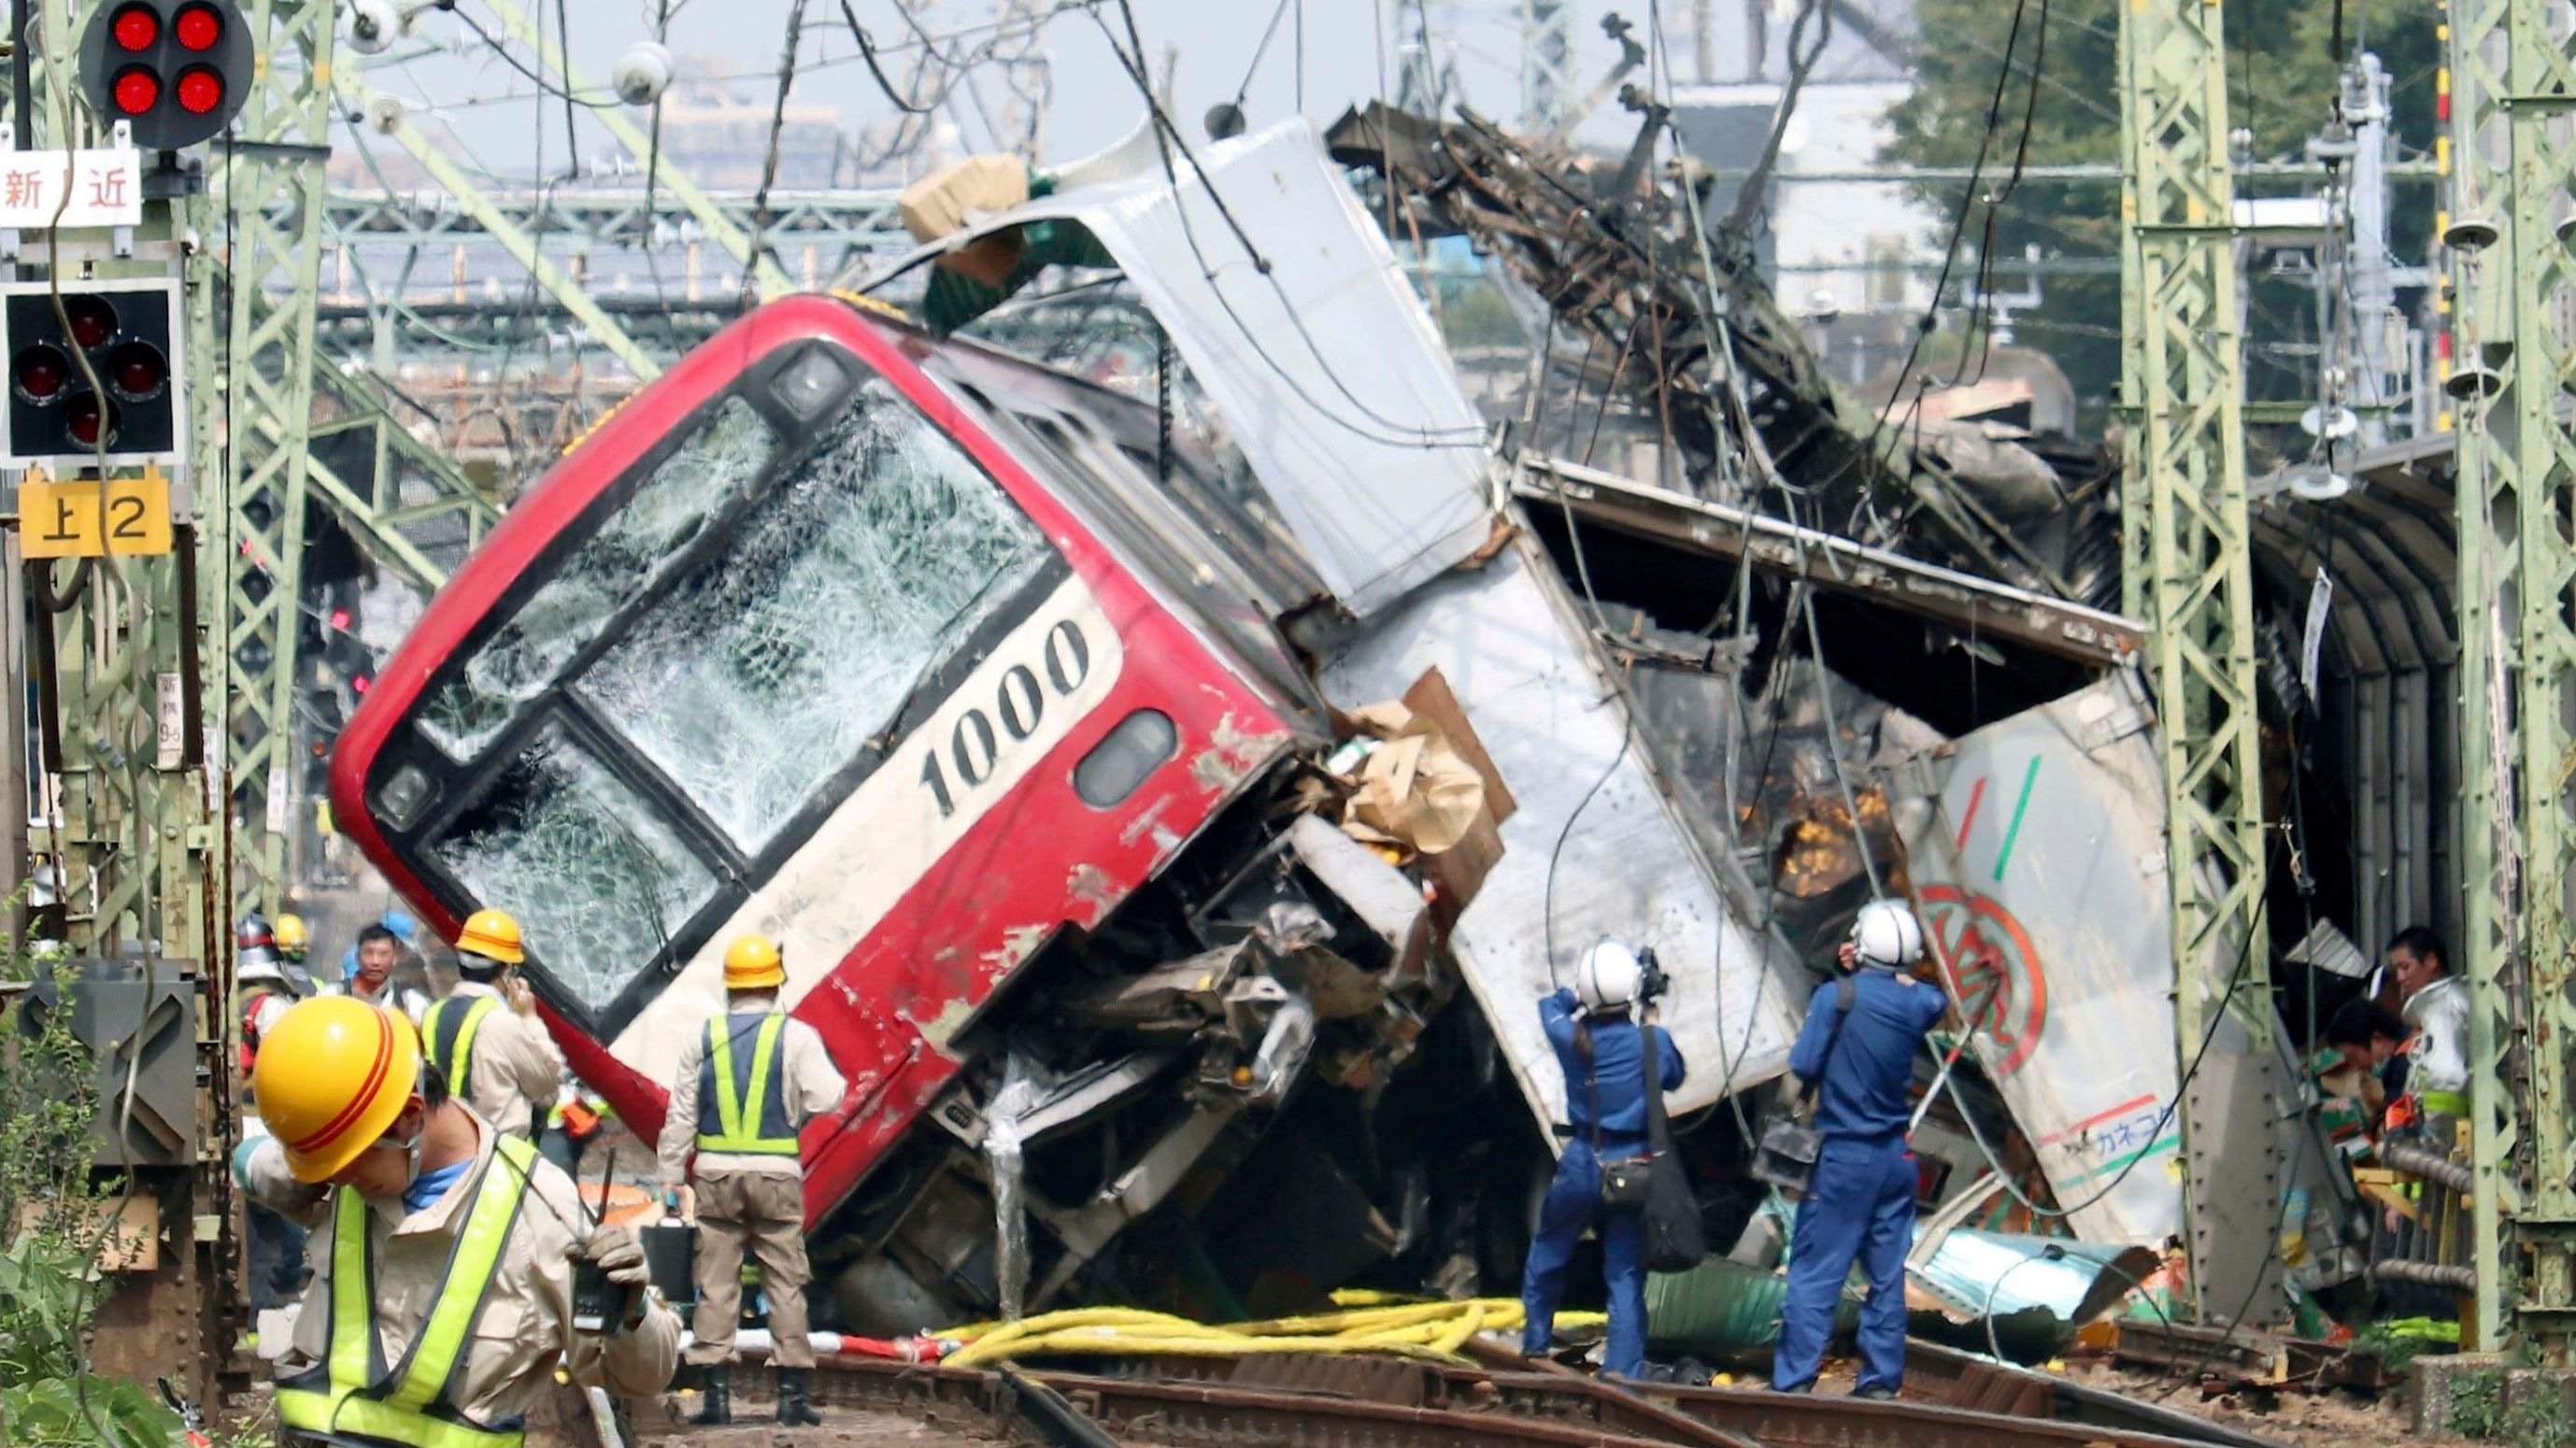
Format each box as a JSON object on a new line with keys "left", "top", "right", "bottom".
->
{"left": 659, "top": 934, "right": 847, "bottom": 1427}
{"left": 1520, "top": 940, "right": 1687, "bottom": 1380}
{"left": 1772, "top": 900, "right": 1946, "bottom": 1399}
{"left": 239, "top": 996, "right": 678, "bottom": 1444}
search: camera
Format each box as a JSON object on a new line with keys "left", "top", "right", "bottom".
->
{"left": 1636, "top": 945, "right": 1669, "bottom": 1004}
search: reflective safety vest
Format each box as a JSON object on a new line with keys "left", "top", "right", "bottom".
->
{"left": 276, "top": 1134, "right": 539, "bottom": 1448}
{"left": 697, "top": 1013, "right": 799, "bottom": 1155}
{"left": 420, "top": 997, "right": 501, "bottom": 1100}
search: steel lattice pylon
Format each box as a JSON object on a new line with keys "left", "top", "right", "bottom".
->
{"left": 217, "top": 0, "right": 336, "bottom": 908}
{"left": 7, "top": 0, "right": 229, "bottom": 966}
{"left": 2442, "top": 0, "right": 2576, "bottom": 1356}
{"left": 2117, "top": 0, "right": 2279, "bottom": 1318}
{"left": 1520, "top": 0, "right": 1572, "bottom": 133}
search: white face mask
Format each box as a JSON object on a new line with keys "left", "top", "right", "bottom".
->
{"left": 369, "top": 1110, "right": 427, "bottom": 1190}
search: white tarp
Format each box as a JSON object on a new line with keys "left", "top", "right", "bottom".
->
{"left": 921, "top": 119, "right": 1498, "bottom": 618}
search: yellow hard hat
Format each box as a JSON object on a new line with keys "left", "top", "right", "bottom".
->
{"left": 251, "top": 998, "right": 421, "bottom": 1184}
{"left": 273, "top": 913, "right": 310, "bottom": 958}
{"left": 724, "top": 934, "right": 786, "bottom": 991}
{"left": 456, "top": 908, "right": 525, "bottom": 965}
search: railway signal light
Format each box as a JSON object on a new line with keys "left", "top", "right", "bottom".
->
{"left": 78, "top": 0, "right": 253, "bottom": 152}
{"left": 0, "top": 278, "right": 184, "bottom": 466}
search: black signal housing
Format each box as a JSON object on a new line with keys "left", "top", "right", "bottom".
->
{"left": 78, "top": 0, "right": 251, "bottom": 152}
{"left": 0, "top": 279, "right": 184, "bottom": 465}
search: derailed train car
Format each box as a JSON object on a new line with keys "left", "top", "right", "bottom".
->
{"left": 331, "top": 120, "right": 1804, "bottom": 1328}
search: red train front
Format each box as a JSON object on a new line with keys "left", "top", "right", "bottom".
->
{"left": 327, "top": 295, "right": 1430, "bottom": 1320}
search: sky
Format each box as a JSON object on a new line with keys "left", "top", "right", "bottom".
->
{"left": 349, "top": 0, "right": 1729, "bottom": 187}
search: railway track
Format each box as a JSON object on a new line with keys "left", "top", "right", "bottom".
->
{"left": 631, "top": 1345, "right": 2290, "bottom": 1448}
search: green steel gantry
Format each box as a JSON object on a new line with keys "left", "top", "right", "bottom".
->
{"left": 2441, "top": 0, "right": 2573, "bottom": 1356}
{"left": 2116, "top": 0, "right": 2281, "bottom": 1320}
{"left": 218, "top": 0, "right": 337, "bottom": 908}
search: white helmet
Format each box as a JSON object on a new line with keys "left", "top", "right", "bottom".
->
{"left": 1851, "top": 899, "right": 1926, "bottom": 969}
{"left": 1574, "top": 940, "right": 1644, "bottom": 1013}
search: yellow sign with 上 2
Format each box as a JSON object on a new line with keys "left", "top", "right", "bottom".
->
{"left": 18, "top": 475, "right": 174, "bottom": 558}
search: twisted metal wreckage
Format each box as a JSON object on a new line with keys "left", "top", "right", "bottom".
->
{"left": 357, "top": 79, "right": 2393, "bottom": 1360}
{"left": 784, "top": 80, "right": 2377, "bottom": 1348}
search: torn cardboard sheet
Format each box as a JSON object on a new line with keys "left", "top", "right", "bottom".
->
{"left": 1336, "top": 699, "right": 1487, "bottom": 857}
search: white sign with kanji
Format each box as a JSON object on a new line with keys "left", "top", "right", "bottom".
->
{"left": 0, "top": 149, "right": 144, "bottom": 230}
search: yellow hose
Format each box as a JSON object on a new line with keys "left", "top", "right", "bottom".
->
{"left": 934, "top": 1298, "right": 1610, "bottom": 1370}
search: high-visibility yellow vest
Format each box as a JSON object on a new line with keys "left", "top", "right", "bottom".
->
{"left": 420, "top": 997, "right": 501, "bottom": 1100}
{"left": 276, "top": 1135, "right": 538, "bottom": 1448}
{"left": 697, "top": 1014, "right": 799, "bottom": 1155}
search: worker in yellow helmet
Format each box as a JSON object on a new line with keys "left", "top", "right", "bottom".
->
{"left": 237, "top": 997, "right": 677, "bottom": 1445}
{"left": 273, "top": 912, "right": 312, "bottom": 965}
{"left": 655, "top": 934, "right": 846, "bottom": 1427}
{"left": 420, "top": 909, "right": 568, "bottom": 1143}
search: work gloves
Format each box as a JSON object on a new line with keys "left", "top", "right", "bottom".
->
{"left": 582, "top": 1222, "right": 650, "bottom": 1329}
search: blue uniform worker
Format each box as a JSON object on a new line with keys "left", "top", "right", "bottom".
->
{"left": 1521, "top": 941, "right": 1687, "bottom": 1380}
{"left": 1772, "top": 900, "right": 1945, "bottom": 1398}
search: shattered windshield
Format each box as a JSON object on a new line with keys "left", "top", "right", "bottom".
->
{"left": 428, "top": 723, "right": 717, "bottom": 1010}
{"left": 419, "top": 398, "right": 776, "bottom": 758}
{"left": 576, "top": 377, "right": 1049, "bottom": 853}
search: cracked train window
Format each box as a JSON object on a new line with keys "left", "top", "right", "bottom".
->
{"left": 575, "top": 376, "right": 1050, "bottom": 854}
{"left": 428, "top": 723, "right": 717, "bottom": 1011}
{"left": 418, "top": 397, "right": 777, "bottom": 759}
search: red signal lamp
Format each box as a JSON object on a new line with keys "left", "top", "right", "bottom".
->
{"left": 14, "top": 346, "right": 68, "bottom": 404}
{"left": 111, "top": 4, "right": 158, "bottom": 50}
{"left": 111, "top": 65, "right": 159, "bottom": 115}
{"left": 108, "top": 342, "right": 167, "bottom": 400}
{"left": 173, "top": 3, "right": 222, "bottom": 50}
{"left": 175, "top": 65, "right": 223, "bottom": 115}
{"left": 64, "top": 392, "right": 118, "bottom": 448}
{"left": 64, "top": 296, "right": 116, "bottom": 350}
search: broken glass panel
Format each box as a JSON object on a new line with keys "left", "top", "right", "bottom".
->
{"left": 429, "top": 723, "right": 716, "bottom": 1010}
{"left": 420, "top": 398, "right": 776, "bottom": 758}
{"left": 577, "top": 378, "right": 1049, "bottom": 853}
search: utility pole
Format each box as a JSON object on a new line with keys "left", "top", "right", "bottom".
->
{"left": 2117, "top": 0, "right": 2282, "bottom": 1325}
{"left": 2441, "top": 0, "right": 2576, "bottom": 1357}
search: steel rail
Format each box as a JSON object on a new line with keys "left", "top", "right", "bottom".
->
{"left": 629, "top": 1344, "right": 2297, "bottom": 1448}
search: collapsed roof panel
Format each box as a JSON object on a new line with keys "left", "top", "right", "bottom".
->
{"left": 879, "top": 120, "right": 1501, "bottom": 620}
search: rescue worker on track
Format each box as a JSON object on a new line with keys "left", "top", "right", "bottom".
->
{"left": 240, "top": 996, "right": 677, "bottom": 1445}
{"left": 236, "top": 913, "right": 311, "bottom": 1317}
{"left": 1519, "top": 940, "right": 1686, "bottom": 1382}
{"left": 657, "top": 934, "right": 847, "bottom": 1427}
{"left": 1772, "top": 899, "right": 1946, "bottom": 1399}
{"left": 420, "top": 909, "right": 568, "bottom": 1143}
